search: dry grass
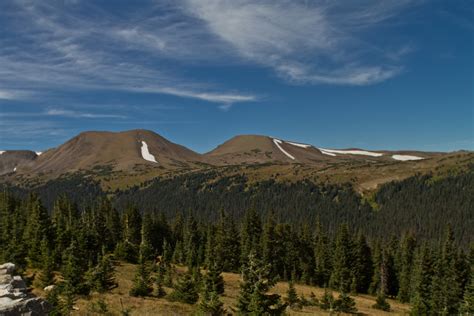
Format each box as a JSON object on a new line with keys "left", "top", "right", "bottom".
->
{"left": 53, "top": 263, "right": 411, "bottom": 316}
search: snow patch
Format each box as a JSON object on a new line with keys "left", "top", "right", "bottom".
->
{"left": 285, "top": 141, "right": 311, "bottom": 148}
{"left": 319, "top": 149, "right": 337, "bottom": 156}
{"left": 392, "top": 154, "right": 424, "bottom": 161}
{"left": 140, "top": 141, "right": 157, "bottom": 163}
{"left": 13, "top": 167, "right": 16, "bottom": 172}
{"left": 318, "top": 148, "right": 383, "bottom": 157}
{"left": 0, "top": 151, "right": 4, "bottom": 155}
{"left": 273, "top": 139, "right": 295, "bottom": 160}
{"left": 36, "top": 152, "right": 42, "bottom": 156}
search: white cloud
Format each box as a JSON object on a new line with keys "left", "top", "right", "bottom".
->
{"left": 45, "top": 109, "right": 127, "bottom": 119}
{"left": 0, "top": 1, "right": 256, "bottom": 107}
{"left": 184, "top": 0, "right": 414, "bottom": 85}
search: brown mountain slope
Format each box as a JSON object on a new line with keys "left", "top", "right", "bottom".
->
{"left": 204, "top": 135, "right": 335, "bottom": 165}
{"left": 27, "top": 129, "right": 201, "bottom": 174}
{"left": 0, "top": 150, "right": 38, "bottom": 176}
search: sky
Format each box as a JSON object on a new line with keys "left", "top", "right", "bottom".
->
{"left": 0, "top": 0, "right": 473, "bottom": 153}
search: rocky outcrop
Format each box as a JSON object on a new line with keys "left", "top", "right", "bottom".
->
{"left": 0, "top": 263, "right": 50, "bottom": 316}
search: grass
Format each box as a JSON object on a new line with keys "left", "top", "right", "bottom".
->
{"left": 39, "top": 262, "right": 411, "bottom": 316}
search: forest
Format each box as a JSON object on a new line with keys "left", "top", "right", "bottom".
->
{"left": 0, "top": 189, "right": 473, "bottom": 315}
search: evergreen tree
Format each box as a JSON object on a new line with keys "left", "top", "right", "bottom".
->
{"left": 286, "top": 281, "right": 300, "bottom": 308}
{"left": 62, "top": 240, "right": 88, "bottom": 295}
{"left": 430, "top": 225, "right": 462, "bottom": 315}
{"left": 314, "top": 220, "right": 332, "bottom": 287}
{"left": 240, "top": 209, "right": 262, "bottom": 269}
{"left": 334, "top": 292, "right": 357, "bottom": 314}
{"left": 320, "top": 288, "right": 335, "bottom": 311}
{"left": 330, "top": 224, "right": 353, "bottom": 292}
{"left": 168, "top": 271, "right": 199, "bottom": 304}
{"left": 352, "top": 232, "right": 373, "bottom": 293}
{"left": 372, "top": 292, "right": 391, "bottom": 311}
{"left": 203, "top": 261, "right": 225, "bottom": 295}
{"left": 35, "top": 237, "right": 55, "bottom": 288}
{"left": 23, "top": 193, "right": 50, "bottom": 267}
{"left": 397, "top": 234, "right": 416, "bottom": 303}
{"left": 411, "top": 244, "right": 434, "bottom": 315}
{"left": 87, "top": 253, "right": 116, "bottom": 293}
{"left": 237, "top": 251, "right": 286, "bottom": 315}
{"left": 129, "top": 259, "right": 153, "bottom": 297}
{"left": 60, "top": 281, "right": 76, "bottom": 316}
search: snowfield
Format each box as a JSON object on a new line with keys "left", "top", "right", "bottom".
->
{"left": 36, "top": 152, "right": 42, "bottom": 156}
{"left": 140, "top": 141, "right": 157, "bottom": 163}
{"left": 273, "top": 139, "right": 295, "bottom": 160}
{"left": 319, "top": 149, "right": 337, "bottom": 156}
{"left": 392, "top": 154, "right": 424, "bottom": 161}
{"left": 0, "top": 151, "right": 4, "bottom": 155}
{"left": 285, "top": 141, "right": 312, "bottom": 148}
{"left": 317, "top": 148, "right": 383, "bottom": 157}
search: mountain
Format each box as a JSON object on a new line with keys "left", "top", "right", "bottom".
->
{"left": 204, "top": 134, "right": 439, "bottom": 165}
{"left": 0, "top": 150, "right": 39, "bottom": 176}
{"left": 2, "top": 129, "right": 472, "bottom": 192}
{"left": 26, "top": 129, "right": 202, "bottom": 175}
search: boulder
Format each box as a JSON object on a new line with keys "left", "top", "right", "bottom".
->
{"left": 0, "top": 262, "right": 51, "bottom": 316}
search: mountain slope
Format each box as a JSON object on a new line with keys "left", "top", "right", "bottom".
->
{"left": 0, "top": 151, "right": 38, "bottom": 176}
{"left": 28, "top": 130, "right": 201, "bottom": 174}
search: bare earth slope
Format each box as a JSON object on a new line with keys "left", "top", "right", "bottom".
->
{"left": 28, "top": 129, "right": 202, "bottom": 175}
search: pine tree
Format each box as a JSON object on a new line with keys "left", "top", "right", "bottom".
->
{"left": 330, "top": 224, "right": 353, "bottom": 293}
{"left": 60, "top": 281, "right": 76, "bottom": 316}
{"left": 397, "top": 234, "right": 416, "bottom": 303}
{"left": 334, "top": 292, "right": 357, "bottom": 314}
{"left": 286, "top": 281, "right": 300, "bottom": 308}
{"left": 123, "top": 206, "right": 142, "bottom": 246}
{"left": 168, "top": 270, "right": 199, "bottom": 304}
{"left": 240, "top": 209, "right": 262, "bottom": 269}
{"left": 129, "top": 257, "right": 152, "bottom": 297}
{"left": 237, "top": 251, "right": 286, "bottom": 314}
{"left": 203, "top": 261, "right": 225, "bottom": 295}
{"left": 352, "top": 232, "right": 373, "bottom": 293}
{"left": 430, "top": 225, "right": 462, "bottom": 315}
{"left": 198, "top": 289, "right": 225, "bottom": 316}
{"left": 372, "top": 292, "right": 391, "bottom": 311}
{"left": 62, "top": 240, "right": 88, "bottom": 295}
{"left": 87, "top": 253, "right": 116, "bottom": 293}
{"left": 261, "top": 211, "right": 279, "bottom": 278}
{"left": 23, "top": 193, "right": 50, "bottom": 267}
{"left": 320, "top": 288, "right": 335, "bottom": 311}
{"left": 314, "top": 220, "right": 331, "bottom": 287}
{"left": 35, "top": 237, "right": 55, "bottom": 288}
{"left": 461, "top": 273, "right": 474, "bottom": 314}
{"left": 411, "top": 244, "right": 434, "bottom": 315}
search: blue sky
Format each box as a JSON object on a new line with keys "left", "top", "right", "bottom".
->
{"left": 0, "top": 0, "right": 472, "bottom": 153}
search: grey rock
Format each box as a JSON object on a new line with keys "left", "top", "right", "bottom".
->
{"left": 0, "top": 263, "right": 50, "bottom": 316}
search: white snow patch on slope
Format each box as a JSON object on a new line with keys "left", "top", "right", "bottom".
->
{"left": 318, "top": 148, "right": 383, "bottom": 157}
{"left": 13, "top": 167, "right": 16, "bottom": 172}
{"left": 286, "top": 141, "right": 311, "bottom": 148}
{"left": 36, "top": 152, "right": 42, "bottom": 156}
{"left": 0, "top": 151, "right": 4, "bottom": 155}
{"left": 140, "top": 141, "right": 157, "bottom": 163}
{"left": 392, "top": 154, "right": 424, "bottom": 161}
{"left": 319, "top": 149, "right": 337, "bottom": 156}
{"left": 273, "top": 139, "right": 295, "bottom": 160}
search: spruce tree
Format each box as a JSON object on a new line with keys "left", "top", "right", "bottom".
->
{"left": 397, "top": 234, "right": 416, "bottom": 303}
{"left": 330, "top": 224, "right": 353, "bottom": 293}
{"left": 168, "top": 270, "right": 199, "bottom": 304}
{"left": 62, "top": 240, "right": 88, "bottom": 295}
{"left": 87, "top": 253, "right": 116, "bottom": 293}
{"left": 35, "top": 237, "right": 55, "bottom": 288}
{"left": 203, "top": 261, "right": 225, "bottom": 295}
{"left": 372, "top": 292, "right": 391, "bottom": 311}
{"left": 320, "top": 288, "right": 335, "bottom": 311}
{"left": 430, "top": 225, "right": 462, "bottom": 315}
{"left": 129, "top": 255, "right": 152, "bottom": 297}
{"left": 314, "top": 220, "right": 332, "bottom": 287}
{"left": 240, "top": 209, "right": 262, "bottom": 269}
{"left": 286, "top": 281, "right": 300, "bottom": 308}
{"left": 237, "top": 251, "right": 286, "bottom": 315}
{"left": 334, "top": 292, "right": 357, "bottom": 314}
{"left": 411, "top": 244, "right": 434, "bottom": 315}
{"left": 352, "top": 232, "right": 373, "bottom": 293}
{"left": 23, "top": 193, "right": 50, "bottom": 267}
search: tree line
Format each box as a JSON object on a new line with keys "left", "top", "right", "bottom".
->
{"left": 0, "top": 191, "right": 472, "bottom": 315}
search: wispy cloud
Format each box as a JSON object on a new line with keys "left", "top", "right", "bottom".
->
{"left": 0, "top": 1, "right": 256, "bottom": 107}
{"left": 183, "top": 0, "right": 414, "bottom": 85}
{"left": 45, "top": 109, "right": 127, "bottom": 119}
